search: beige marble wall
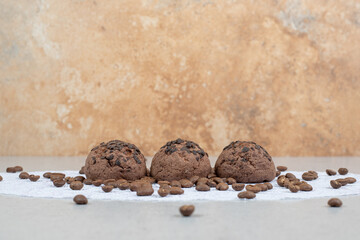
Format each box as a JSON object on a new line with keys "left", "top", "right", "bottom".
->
{"left": 0, "top": 0, "right": 359, "bottom": 156}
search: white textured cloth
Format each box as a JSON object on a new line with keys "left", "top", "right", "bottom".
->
{"left": 0, "top": 171, "right": 359, "bottom": 201}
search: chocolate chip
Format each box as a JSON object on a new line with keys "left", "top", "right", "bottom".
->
{"left": 277, "top": 166, "right": 287, "bottom": 171}
{"left": 195, "top": 184, "right": 210, "bottom": 191}
{"left": 133, "top": 155, "right": 142, "bottom": 164}
{"left": 73, "top": 195, "right": 88, "bottom": 205}
{"left": 92, "top": 157, "right": 96, "bottom": 164}
{"left": 179, "top": 205, "right": 195, "bottom": 217}
{"left": 242, "top": 147, "right": 249, "bottom": 153}
{"left": 115, "top": 159, "right": 121, "bottom": 166}
{"left": 6, "top": 167, "right": 16, "bottom": 173}
{"left": 330, "top": 180, "right": 342, "bottom": 189}
{"left": 170, "top": 187, "right": 184, "bottom": 195}
{"left": 338, "top": 168, "right": 348, "bottom": 175}
{"left": 29, "top": 175, "right": 40, "bottom": 182}
{"left": 102, "top": 185, "right": 114, "bottom": 192}
{"left": 328, "top": 198, "right": 342, "bottom": 207}
{"left": 326, "top": 169, "right": 337, "bottom": 176}
{"left": 158, "top": 188, "right": 170, "bottom": 197}
{"left": 232, "top": 183, "right": 245, "bottom": 191}
{"left": 238, "top": 191, "right": 256, "bottom": 199}
{"left": 70, "top": 181, "right": 84, "bottom": 190}
{"left": 53, "top": 179, "right": 66, "bottom": 187}
{"left": 19, "top": 172, "right": 30, "bottom": 179}
{"left": 105, "top": 154, "right": 114, "bottom": 161}
{"left": 216, "top": 182, "right": 229, "bottom": 191}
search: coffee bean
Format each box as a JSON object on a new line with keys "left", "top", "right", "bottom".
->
{"left": 170, "top": 180, "right": 181, "bottom": 188}
{"left": 276, "top": 171, "right": 281, "bottom": 177}
{"left": 19, "top": 172, "right": 30, "bottom": 179}
{"left": 326, "top": 169, "right": 337, "bottom": 176}
{"left": 283, "top": 178, "right": 291, "bottom": 188}
{"left": 137, "top": 184, "right": 154, "bottom": 196}
{"left": 328, "top": 198, "right": 342, "bottom": 207}
{"left": 0, "top": 176, "right": 2, "bottom": 181}
{"left": 338, "top": 168, "right": 348, "bottom": 175}
{"left": 232, "top": 183, "right": 245, "bottom": 191}
{"left": 277, "top": 166, "right": 287, "bottom": 171}
{"left": 196, "top": 184, "right": 210, "bottom": 191}
{"left": 189, "top": 176, "right": 200, "bottom": 184}
{"left": 83, "top": 179, "right": 93, "bottom": 185}
{"left": 336, "top": 178, "right": 348, "bottom": 186}
{"left": 158, "top": 188, "right": 170, "bottom": 197}
{"left": 216, "top": 182, "right": 229, "bottom": 191}
{"left": 246, "top": 185, "right": 261, "bottom": 193}
{"left": 197, "top": 177, "right": 208, "bottom": 185}
{"left": 29, "top": 175, "right": 40, "bottom": 182}
{"left": 264, "top": 182, "right": 273, "bottom": 190}
{"left": 289, "top": 184, "right": 300, "bottom": 193}
{"left": 102, "top": 185, "right": 114, "bottom": 192}
{"left": 330, "top": 180, "right": 342, "bottom": 189}
{"left": 141, "top": 177, "right": 156, "bottom": 184}
{"left": 130, "top": 181, "right": 143, "bottom": 192}
{"left": 255, "top": 184, "right": 268, "bottom": 191}
{"left": 180, "top": 179, "right": 193, "bottom": 188}
{"left": 226, "top": 178, "right": 236, "bottom": 185}
{"left": 207, "top": 180, "right": 217, "bottom": 188}
{"left": 158, "top": 180, "right": 170, "bottom": 185}
{"left": 345, "top": 177, "right": 356, "bottom": 184}
{"left": 103, "top": 179, "right": 116, "bottom": 185}
{"left": 118, "top": 182, "right": 130, "bottom": 190}
{"left": 238, "top": 191, "right": 256, "bottom": 199}
{"left": 299, "top": 183, "right": 312, "bottom": 191}
{"left": 212, "top": 177, "right": 224, "bottom": 184}
{"left": 74, "top": 176, "right": 85, "bottom": 182}
{"left": 277, "top": 176, "right": 285, "bottom": 187}
{"left": 159, "top": 183, "right": 170, "bottom": 190}
{"left": 180, "top": 205, "right": 195, "bottom": 217}
{"left": 285, "top": 173, "right": 296, "bottom": 180}
{"left": 91, "top": 180, "right": 102, "bottom": 187}
{"left": 43, "top": 172, "right": 52, "bottom": 178}
{"left": 207, "top": 173, "right": 217, "bottom": 179}
{"left": 170, "top": 187, "right": 184, "bottom": 195}
{"left": 65, "top": 177, "right": 75, "bottom": 184}
{"left": 73, "top": 195, "right": 88, "bottom": 205}
{"left": 50, "top": 174, "right": 65, "bottom": 181}
{"left": 70, "top": 181, "right": 84, "bottom": 190}
{"left": 302, "top": 172, "right": 316, "bottom": 181}
{"left": 79, "top": 166, "right": 85, "bottom": 174}
{"left": 14, "top": 166, "right": 23, "bottom": 172}
{"left": 53, "top": 179, "right": 66, "bottom": 187}
{"left": 6, "top": 167, "right": 16, "bottom": 173}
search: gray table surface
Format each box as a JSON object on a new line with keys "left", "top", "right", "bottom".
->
{"left": 0, "top": 156, "right": 359, "bottom": 240}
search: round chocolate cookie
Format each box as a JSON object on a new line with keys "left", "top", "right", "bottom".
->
{"left": 150, "top": 138, "right": 211, "bottom": 181}
{"left": 84, "top": 140, "right": 146, "bottom": 181}
{"left": 215, "top": 141, "right": 276, "bottom": 183}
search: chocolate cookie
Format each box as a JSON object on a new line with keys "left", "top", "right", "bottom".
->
{"left": 150, "top": 138, "right": 211, "bottom": 181}
{"left": 215, "top": 141, "right": 276, "bottom": 183}
{"left": 84, "top": 140, "right": 147, "bottom": 181}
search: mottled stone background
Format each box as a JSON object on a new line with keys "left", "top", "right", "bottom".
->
{"left": 0, "top": 0, "right": 359, "bottom": 156}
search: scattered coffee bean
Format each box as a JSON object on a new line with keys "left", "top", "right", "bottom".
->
{"left": 158, "top": 188, "right": 170, "bottom": 197}
{"left": 289, "top": 184, "right": 300, "bottom": 193}
{"left": 299, "top": 183, "right": 312, "bottom": 191}
{"left": 207, "top": 180, "right": 217, "bottom": 188}
{"left": 79, "top": 166, "right": 85, "bottom": 174}
{"left": 226, "top": 178, "right": 236, "bottom": 185}
{"left": 328, "top": 198, "right": 342, "bottom": 207}
{"left": 180, "top": 205, "right": 195, "bottom": 217}
{"left": 103, "top": 179, "right": 116, "bottom": 185}
{"left": 302, "top": 172, "right": 316, "bottom": 181}
{"left": 264, "top": 182, "right": 273, "bottom": 190}
{"left": 102, "top": 185, "right": 114, "bottom": 192}
{"left": 277, "top": 166, "right": 287, "bottom": 171}
{"left": 330, "top": 180, "right": 342, "bottom": 189}
{"left": 277, "top": 176, "right": 285, "bottom": 187}
{"left": 159, "top": 183, "right": 170, "bottom": 190}
{"left": 232, "top": 183, "right": 245, "bottom": 191}
{"left": 73, "top": 195, "right": 88, "bottom": 205}
{"left": 137, "top": 184, "right": 154, "bottom": 196}
{"left": 158, "top": 180, "right": 170, "bottom": 185}
{"left": 74, "top": 176, "right": 85, "bottom": 182}
{"left": 189, "top": 176, "right": 200, "bottom": 184}
{"left": 50, "top": 174, "right": 65, "bottom": 181}
{"left": 276, "top": 171, "right": 281, "bottom": 177}
{"left": 255, "top": 184, "right": 268, "bottom": 191}
{"left": 207, "top": 173, "right": 217, "bottom": 178}
{"left": 118, "top": 182, "right": 130, "bottom": 190}
{"left": 216, "top": 182, "right": 229, "bottom": 191}
{"left": 246, "top": 185, "right": 261, "bottom": 193}
{"left": 170, "top": 187, "right": 184, "bottom": 195}
{"left": 53, "top": 179, "right": 66, "bottom": 187}
{"left": 83, "top": 179, "right": 93, "bottom": 185}
{"left": 336, "top": 178, "right": 348, "bottom": 186}
{"left": 238, "top": 191, "right": 256, "bottom": 199}
{"left": 326, "top": 169, "right": 337, "bottom": 176}
{"left": 29, "top": 175, "right": 40, "bottom": 182}
{"left": 338, "top": 168, "right": 348, "bottom": 175}
{"left": 212, "top": 177, "right": 224, "bottom": 184}
{"left": 70, "top": 181, "right": 84, "bottom": 190}
{"left": 43, "top": 172, "right": 52, "bottom": 178}
{"left": 345, "top": 177, "right": 356, "bottom": 184}
{"left": 180, "top": 179, "right": 193, "bottom": 188}
{"left": 19, "top": 172, "right": 30, "bottom": 179}
{"left": 65, "top": 177, "right": 75, "bottom": 184}
{"left": 197, "top": 177, "right": 208, "bottom": 185}
{"left": 142, "top": 177, "right": 156, "bottom": 184}
{"left": 6, "top": 167, "right": 16, "bottom": 173}
{"left": 0, "top": 175, "right": 3, "bottom": 181}
{"left": 196, "top": 184, "right": 210, "bottom": 191}
{"left": 14, "top": 166, "right": 23, "bottom": 172}
{"left": 170, "top": 180, "right": 181, "bottom": 188}
{"left": 285, "top": 173, "right": 296, "bottom": 180}
{"left": 130, "top": 181, "right": 143, "bottom": 192}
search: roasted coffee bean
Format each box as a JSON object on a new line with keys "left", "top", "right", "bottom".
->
{"left": 180, "top": 205, "right": 195, "bottom": 217}
{"left": 216, "top": 182, "right": 229, "bottom": 191}
{"left": 74, "top": 176, "right": 85, "bottom": 182}
{"left": 118, "top": 182, "right": 130, "bottom": 190}
{"left": 285, "top": 173, "right": 296, "bottom": 180}
{"left": 83, "top": 179, "right": 93, "bottom": 185}
{"left": 158, "top": 180, "right": 170, "bottom": 185}
{"left": 170, "top": 187, "right": 184, "bottom": 195}
{"left": 264, "top": 182, "right": 273, "bottom": 190}
{"left": 73, "top": 195, "right": 88, "bottom": 205}
{"left": 29, "top": 175, "right": 40, "bottom": 182}
{"left": 226, "top": 178, "right": 236, "bottom": 185}
{"left": 102, "top": 185, "right": 114, "bottom": 192}
{"left": 137, "top": 185, "right": 154, "bottom": 196}
{"left": 330, "top": 180, "right": 342, "bottom": 189}
{"left": 302, "top": 172, "right": 316, "bottom": 181}
{"left": 65, "top": 177, "right": 75, "bottom": 184}
{"left": 108, "top": 181, "right": 118, "bottom": 188}
{"left": 277, "top": 166, "right": 287, "bottom": 171}
{"left": 19, "top": 172, "right": 30, "bottom": 179}
{"left": 159, "top": 183, "right": 170, "bottom": 190}
{"left": 299, "top": 183, "right": 312, "bottom": 191}
{"left": 212, "top": 177, "right": 224, "bottom": 184}
{"left": 14, "top": 166, "right": 23, "bottom": 172}
{"left": 0, "top": 175, "right": 2, "bottom": 181}
{"left": 70, "top": 181, "right": 84, "bottom": 190}
{"left": 326, "top": 169, "right": 337, "bottom": 176}
{"left": 308, "top": 171, "right": 318, "bottom": 178}
{"left": 276, "top": 171, "right": 281, "bottom": 177}
{"left": 53, "top": 179, "right": 66, "bottom": 187}
{"left": 255, "top": 184, "right": 268, "bottom": 191}
{"left": 103, "top": 179, "right": 116, "bottom": 185}
{"left": 6, "top": 167, "right": 16, "bottom": 173}
{"left": 207, "top": 180, "right": 217, "bottom": 188}
{"left": 336, "top": 178, "right": 348, "bottom": 186}
{"left": 283, "top": 178, "right": 291, "bottom": 188}
{"left": 232, "top": 183, "right": 245, "bottom": 191}
{"left": 290, "top": 178, "right": 301, "bottom": 185}
{"left": 289, "top": 184, "right": 300, "bottom": 193}
{"left": 141, "top": 177, "right": 156, "bottom": 184}
{"left": 79, "top": 166, "right": 85, "bottom": 174}
{"left": 50, "top": 174, "right": 65, "bottom": 182}
{"left": 43, "top": 172, "right": 52, "bottom": 178}
{"left": 207, "top": 173, "right": 217, "bottom": 179}
{"left": 328, "top": 198, "right": 342, "bottom": 207}
{"left": 189, "top": 176, "right": 200, "bottom": 184}
{"left": 158, "top": 188, "right": 170, "bottom": 197}
{"left": 277, "top": 176, "right": 285, "bottom": 187}
{"left": 196, "top": 184, "right": 210, "bottom": 191}
{"left": 197, "top": 177, "right": 208, "bottom": 184}
{"left": 246, "top": 185, "right": 261, "bottom": 193}
{"left": 338, "top": 168, "right": 348, "bottom": 175}
{"left": 180, "top": 179, "right": 193, "bottom": 188}
{"left": 130, "top": 181, "right": 144, "bottom": 192}
{"left": 170, "top": 180, "right": 181, "bottom": 188}
{"left": 238, "top": 191, "right": 256, "bottom": 199}
{"left": 345, "top": 177, "right": 356, "bottom": 184}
